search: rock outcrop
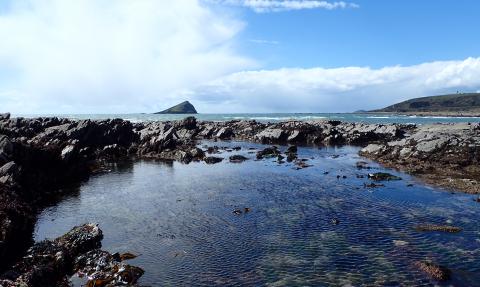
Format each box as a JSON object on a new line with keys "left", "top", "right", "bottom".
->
{"left": 0, "top": 223, "right": 143, "bottom": 287}
{"left": 360, "top": 123, "right": 480, "bottom": 193}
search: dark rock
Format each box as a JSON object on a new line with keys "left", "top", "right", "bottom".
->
{"left": 368, "top": 172, "right": 402, "bottom": 181}
{"left": 206, "top": 146, "right": 219, "bottom": 154}
{"left": 287, "top": 130, "right": 305, "bottom": 143}
{"left": 60, "top": 144, "right": 76, "bottom": 161}
{"left": 0, "top": 161, "right": 20, "bottom": 185}
{"left": 0, "top": 113, "right": 10, "bottom": 120}
{"left": 176, "top": 116, "right": 197, "bottom": 130}
{"left": 229, "top": 155, "right": 248, "bottom": 163}
{"left": 286, "top": 152, "right": 297, "bottom": 162}
{"left": 286, "top": 145, "right": 297, "bottom": 154}
{"left": 216, "top": 127, "right": 234, "bottom": 139}
{"left": 101, "top": 144, "right": 127, "bottom": 159}
{"left": 256, "top": 146, "right": 280, "bottom": 159}
{"left": 285, "top": 145, "right": 298, "bottom": 162}
{"left": 0, "top": 135, "right": 13, "bottom": 165}
{"left": 254, "top": 128, "right": 287, "bottom": 144}
{"left": 0, "top": 224, "right": 104, "bottom": 286}
{"left": 204, "top": 156, "right": 223, "bottom": 164}
{"left": 74, "top": 249, "right": 144, "bottom": 286}
{"left": 190, "top": 147, "right": 205, "bottom": 160}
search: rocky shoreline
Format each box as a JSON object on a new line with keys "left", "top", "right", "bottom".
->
{"left": 0, "top": 113, "right": 478, "bottom": 285}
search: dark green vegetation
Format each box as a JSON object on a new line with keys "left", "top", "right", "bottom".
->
{"left": 155, "top": 101, "right": 197, "bottom": 114}
{"left": 371, "top": 93, "right": 480, "bottom": 115}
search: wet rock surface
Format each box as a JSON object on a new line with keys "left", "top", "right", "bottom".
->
{"left": 0, "top": 224, "right": 142, "bottom": 287}
{"left": 368, "top": 172, "right": 402, "bottom": 181}
{"left": 0, "top": 114, "right": 479, "bottom": 283}
{"left": 360, "top": 123, "right": 480, "bottom": 193}
{"left": 74, "top": 250, "right": 144, "bottom": 287}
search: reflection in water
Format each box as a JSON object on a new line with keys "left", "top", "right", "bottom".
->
{"left": 35, "top": 142, "right": 480, "bottom": 286}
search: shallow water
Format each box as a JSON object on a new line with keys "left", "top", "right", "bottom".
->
{"left": 15, "top": 112, "right": 480, "bottom": 124}
{"left": 35, "top": 142, "right": 480, "bottom": 286}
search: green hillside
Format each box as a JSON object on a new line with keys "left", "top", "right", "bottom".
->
{"left": 372, "top": 93, "right": 480, "bottom": 113}
{"left": 155, "top": 101, "right": 197, "bottom": 114}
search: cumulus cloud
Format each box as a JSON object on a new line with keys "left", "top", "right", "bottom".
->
{"left": 0, "top": 0, "right": 254, "bottom": 114}
{"left": 211, "top": 0, "right": 359, "bottom": 13}
{"left": 188, "top": 57, "right": 480, "bottom": 113}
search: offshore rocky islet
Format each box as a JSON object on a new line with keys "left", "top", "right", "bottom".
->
{"left": 0, "top": 112, "right": 479, "bottom": 286}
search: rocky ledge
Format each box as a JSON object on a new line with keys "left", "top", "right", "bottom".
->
{"left": 0, "top": 112, "right": 478, "bottom": 285}
{"left": 0, "top": 223, "right": 143, "bottom": 287}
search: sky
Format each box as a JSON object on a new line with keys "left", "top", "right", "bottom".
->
{"left": 0, "top": 0, "right": 480, "bottom": 114}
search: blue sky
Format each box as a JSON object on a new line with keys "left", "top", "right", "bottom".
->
{"left": 0, "top": 0, "right": 479, "bottom": 113}
{"left": 236, "top": 0, "right": 479, "bottom": 69}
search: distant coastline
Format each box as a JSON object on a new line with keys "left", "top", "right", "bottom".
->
{"left": 361, "top": 111, "right": 480, "bottom": 118}
{"left": 368, "top": 92, "right": 480, "bottom": 117}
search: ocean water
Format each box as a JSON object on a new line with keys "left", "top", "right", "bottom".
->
{"left": 34, "top": 141, "right": 480, "bottom": 286}
{"left": 15, "top": 112, "right": 480, "bottom": 124}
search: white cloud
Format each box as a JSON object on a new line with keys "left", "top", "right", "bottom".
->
{"left": 249, "top": 39, "right": 280, "bottom": 45}
{"left": 212, "top": 0, "right": 359, "bottom": 13}
{"left": 1, "top": 1, "right": 479, "bottom": 115}
{"left": 188, "top": 57, "right": 480, "bottom": 113}
{"left": 0, "top": 0, "right": 254, "bottom": 114}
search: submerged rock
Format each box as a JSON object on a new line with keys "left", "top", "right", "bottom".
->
{"left": 294, "top": 160, "right": 312, "bottom": 169}
{"left": 364, "top": 182, "right": 385, "bottom": 188}
{"left": 415, "top": 224, "right": 462, "bottom": 233}
{"left": 414, "top": 260, "right": 451, "bottom": 281}
{"left": 356, "top": 161, "right": 370, "bottom": 169}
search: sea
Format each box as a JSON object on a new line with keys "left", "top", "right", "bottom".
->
{"left": 14, "top": 112, "right": 480, "bottom": 124}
